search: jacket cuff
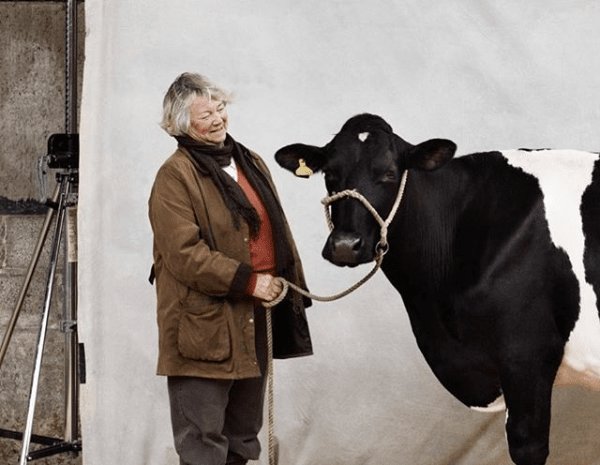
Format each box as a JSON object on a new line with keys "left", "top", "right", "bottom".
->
{"left": 230, "top": 262, "right": 254, "bottom": 298}
{"left": 244, "top": 273, "right": 259, "bottom": 296}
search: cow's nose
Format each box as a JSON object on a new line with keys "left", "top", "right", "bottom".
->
{"left": 323, "top": 232, "right": 363, "bottom": 266}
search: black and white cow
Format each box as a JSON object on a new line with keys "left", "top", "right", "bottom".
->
{"left": 275, "top": 114, "right": 600, "bottom": 465}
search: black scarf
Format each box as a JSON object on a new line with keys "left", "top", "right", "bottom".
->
{"left": 175, "top": 134, "right": 296, "bottom": 282}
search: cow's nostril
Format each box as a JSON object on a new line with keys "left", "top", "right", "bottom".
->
{"left": 351, "top": 236, "right": 363, "bottom": 251}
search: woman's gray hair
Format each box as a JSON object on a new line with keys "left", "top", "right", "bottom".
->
{"left": 160, "top": 72, "right": 232, "bottom": 136}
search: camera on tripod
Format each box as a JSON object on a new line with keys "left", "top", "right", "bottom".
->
{"left": 37, "top": 134, "right": 79, "bottom": 205}
{"left": 46, "top": 133, "right": 79, "bottom": 170}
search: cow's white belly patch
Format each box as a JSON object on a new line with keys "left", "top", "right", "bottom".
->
{"left": 470, "top": 394, "right": 506, "bottom": 413}
{"left": 502, "top": 150, "right": 600, "bottom": 384}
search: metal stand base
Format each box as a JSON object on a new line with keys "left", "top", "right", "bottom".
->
{"left": 0, "top": 428, "right": 82, "bottom": 462}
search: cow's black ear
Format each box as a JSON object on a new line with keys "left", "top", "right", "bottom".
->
{"left": 407, "top": 139, "right": 457, "bottom": 171}
{"left": 275, "top": 144, "right": 327, "bottom": 178}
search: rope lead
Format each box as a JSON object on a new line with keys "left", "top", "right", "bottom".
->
{"left": 263, "top": 170, "right": 408, "bottom": 465}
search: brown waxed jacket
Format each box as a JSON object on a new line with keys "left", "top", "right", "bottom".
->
{"left": 149, "top": 146, "right": 312, "bottom": 379}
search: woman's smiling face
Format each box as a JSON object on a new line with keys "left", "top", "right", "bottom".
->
{"left": 188, "top": 96, "right": 228, "bottom": 146}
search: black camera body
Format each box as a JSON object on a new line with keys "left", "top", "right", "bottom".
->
{"left": 47, "top": 133, "right": 79, "bottom": 169}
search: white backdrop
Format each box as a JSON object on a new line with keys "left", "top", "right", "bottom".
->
{"left": 79, "top": 1, "right": 600, "bottom": 464}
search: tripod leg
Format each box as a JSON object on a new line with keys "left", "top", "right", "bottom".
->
{"left": 63, "top": 202, "right": 79, "bottom": 449}
{"left": 19, "top": 178, "right": 70, "bottom": 465}
{"left": 0, "top": 184, "right": 60, "bottom": 368}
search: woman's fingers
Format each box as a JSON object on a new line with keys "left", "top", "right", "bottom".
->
{"left": 253, "top": 274, "right": 283, "bottom": 301}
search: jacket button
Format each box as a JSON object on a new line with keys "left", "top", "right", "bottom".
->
{"left": 249, "top": 318, "right": 254, "bottom": 324}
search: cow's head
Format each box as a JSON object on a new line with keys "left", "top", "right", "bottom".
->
{"left": 275, "top": 114, "right": 457, "bottom": 267}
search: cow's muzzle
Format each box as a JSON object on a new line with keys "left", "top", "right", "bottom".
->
{"left": 322, "top": 231, "right": 365, "bottom": 267}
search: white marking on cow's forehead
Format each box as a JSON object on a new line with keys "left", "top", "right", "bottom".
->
{"left": 502, "top": 149, "right": 600, "bottom": 377}
{"left": 358, "top": 132, "right": 370, "bottom": 142}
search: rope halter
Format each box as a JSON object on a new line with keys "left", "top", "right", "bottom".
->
{"left": 321, "top": 169, "right": 408, "bottom": 261}
{"left": 262, "top": 169, "right": 409, "bottom": 309}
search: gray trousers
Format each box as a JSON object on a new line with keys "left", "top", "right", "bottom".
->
{"left": 167, "top": 307, "right": 268, "bottom": 465}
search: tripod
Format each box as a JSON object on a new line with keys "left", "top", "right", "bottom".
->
{"left": 0, "top": 137, "right": 82, "bottom": 462}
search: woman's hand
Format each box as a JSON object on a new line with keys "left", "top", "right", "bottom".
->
{"left": 252, "top": 274, "right": 283, "bottom": 302}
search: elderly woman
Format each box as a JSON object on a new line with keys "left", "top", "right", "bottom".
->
{"left": 149, "top": 72, "right": 312, "bottom": 465}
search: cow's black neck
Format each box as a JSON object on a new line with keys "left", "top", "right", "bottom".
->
{"left": 379, "top": 151, "right": 549, "bottom": 406}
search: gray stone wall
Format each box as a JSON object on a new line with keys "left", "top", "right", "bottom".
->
{"left": 0, "top": 2, "right": 84, "bottom": 464}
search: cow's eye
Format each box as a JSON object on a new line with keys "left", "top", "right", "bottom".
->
{"left": 324, "top": 171, "right": 338, "bottom": 185}
{"left": 381, "top": 169, "right": 397, "bottom": 183}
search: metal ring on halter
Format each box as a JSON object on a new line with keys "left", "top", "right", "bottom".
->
{"left": 376, "top": 240, "right": 390, "bottom": 256}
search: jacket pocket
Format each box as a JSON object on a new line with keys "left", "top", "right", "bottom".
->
{"left": 178, "top": 293, "right": 232, "bottom": 362}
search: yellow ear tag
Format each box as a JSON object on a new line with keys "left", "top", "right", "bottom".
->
{"left": 295, "top": 159, "right": 313, "bottom": 178}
